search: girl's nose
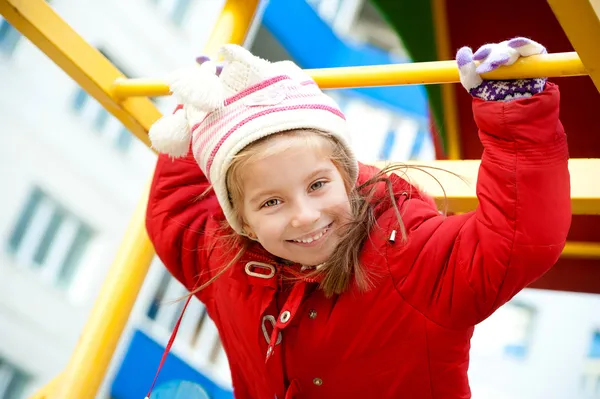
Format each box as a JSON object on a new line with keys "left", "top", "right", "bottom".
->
{"left": 290, "top": 201, "right": 320, "bottom": 228}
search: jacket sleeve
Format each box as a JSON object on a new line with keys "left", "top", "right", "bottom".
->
{"left": 390, "top": 83, "right": 571, "bottom": 328}
{"left": 146, "top": 150, "right": 224, "bottom": 299}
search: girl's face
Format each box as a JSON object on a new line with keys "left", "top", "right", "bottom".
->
{"left": 240, "top": 135, "right": 352, "bottom": 266}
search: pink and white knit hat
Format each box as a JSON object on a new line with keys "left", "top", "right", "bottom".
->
{"left": 149, "top": 44, "right": 358, "bottom": 234}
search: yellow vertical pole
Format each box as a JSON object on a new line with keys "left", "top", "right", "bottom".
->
{"left": 29, "top": 374, "right": 62, "bottom": 399}
{"left": 431, "top": 0, "right": 462, "bottom": 160}
{"left": 51, "top": 1, "right": 261, "bottom": 398}
{"left": 546, "top": 0, "right": 600, "bottom": 93}
{"left": 51, "top": 184, "right": 155, "bottom": 399}
{"left": 203, "top": 0, "right": 262, "bottom": 57}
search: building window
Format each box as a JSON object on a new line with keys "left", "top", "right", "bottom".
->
{"left": 0, "top": 18, "right": 21, "bottom": 56}
{"left": 7, "top": 187, "right": 93, "bottom": 290}
{"left": 0, "top": 357, "right": 29, "bottom": 399}
{"left": 146, "top": 268, "right": 189, "bottom": 331}
{"left": 589, "top": 330, "right": 600, "bottom": 359}
{"left": 145, "top": 268, "right": 223, "bottom": 367}
{"left": 115, "top": 127, "right": 133, "bottom": 152}
{"left": 0, "top": 0, "right": 51, "bottom": 56}
{"left": 581, "top": 330, "right": 600, "bottom": 397}
{"left": 307, "top": 0, "right": 344, "bottom": 25}
{"left": 150, "top": 0, "right": 193, "bottom": 26}
{"left": 501, "top": 303, "right": 534, "bottom": 359}
{"left": 146, "top": 268, "right": 174, "bottom": 321}
{"left": 470, "top": 301, "right": 536, "bottom": 360}
{"left": 70, "top": 48, "right": 134, "bottom": 153}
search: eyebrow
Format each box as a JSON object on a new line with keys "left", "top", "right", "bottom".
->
{"left": 248, "top": 167, "right": 334, "bottom": 206}
{"left": 306, "top": 167, "right": 334, "bottom": 181}
{"left": 248, "top": 190, "right": 279, "bottom": 206}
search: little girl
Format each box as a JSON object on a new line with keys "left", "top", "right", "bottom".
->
{"left": 145, "top": 37, "right": 571, "bottom": 398}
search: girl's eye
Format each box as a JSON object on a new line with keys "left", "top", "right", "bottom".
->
{"left": 310, "top": 180, "right": 326, "bottom": 191}
{"left": 262, "top": 199, "right": 281, "bottom": 208}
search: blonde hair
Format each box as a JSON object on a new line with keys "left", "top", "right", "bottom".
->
{"left": 186, "top": 129, "right": 412, "bottom": 299}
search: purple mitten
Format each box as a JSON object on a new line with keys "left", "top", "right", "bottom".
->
{"left": 456, "top": 37, "right": 547, "bottom": 102}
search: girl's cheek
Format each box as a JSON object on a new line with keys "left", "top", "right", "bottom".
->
{"left": 330, "top": 200, "right": 352, "bottom": 219}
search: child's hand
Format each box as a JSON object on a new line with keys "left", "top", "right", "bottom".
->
{"left": 456, "top": 37, "right": 547, "bottom": 101}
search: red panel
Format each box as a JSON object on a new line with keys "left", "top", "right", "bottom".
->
{"left": 445, "top": 0, "right": 600, "bottom": 159}
{"left": 445, "top": 0, "right": 600, "bottom": 292}
{"left": 529, "top": 258, "right": 600, "bottom": 295}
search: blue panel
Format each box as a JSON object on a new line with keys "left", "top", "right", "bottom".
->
{"left": 111, "top": 330, "right": 233, "bottom": 399}
{"left": 262, "top": 0, "right": 428, "bottom": 118}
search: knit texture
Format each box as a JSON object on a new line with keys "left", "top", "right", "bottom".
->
{"left": 149, "top": 45, "right": 358, "bottom": 234}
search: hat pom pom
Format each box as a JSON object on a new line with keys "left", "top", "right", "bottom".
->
{"left": 149, "top": 109, "right": 191, "bottom": 158}
{"left": 168, "top": 61, "right": 225, "bottom": 111}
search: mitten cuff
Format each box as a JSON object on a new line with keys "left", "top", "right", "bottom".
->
{"left": 469, "top": 78, "right": 547, "bottom": 102}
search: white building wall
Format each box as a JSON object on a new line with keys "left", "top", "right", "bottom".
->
{"left": 470, "top": 289, "right": 600, "bottom": 399}
{"left": 0, "top": 0, "right": 226, "bottom": 396}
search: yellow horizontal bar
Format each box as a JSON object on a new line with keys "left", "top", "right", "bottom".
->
{"left": 309, "top": 52, "right": 586, "bottom": 90}
{"left": 562, "top": 241, "right": 600, "bottom": 259}
{"left": 373, "top": 158, "right": 600, "bottom": 216}
{"left": 112, "top": 51, "right": 587, "bottom": 98}
{"left": 547, "top": 0, "right": 600, "bottom": 92}
{"left": 0, "top": 0, "right": 160, "bottom": 147}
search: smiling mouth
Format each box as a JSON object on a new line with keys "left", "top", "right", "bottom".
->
{"left": 288, "top": 223, "right": 333, "bottom": 244}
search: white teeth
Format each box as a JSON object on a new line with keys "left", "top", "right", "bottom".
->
{"left": 293, "top": 227, "right": 329, "bottom": 243}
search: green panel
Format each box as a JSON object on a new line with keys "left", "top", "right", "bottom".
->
{"left": 369, "top": 0, "right": 446, "bottom": 150}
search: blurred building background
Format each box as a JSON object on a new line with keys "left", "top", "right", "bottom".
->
{"left": 0, "top": 0, "right": 598, "bottom": 398}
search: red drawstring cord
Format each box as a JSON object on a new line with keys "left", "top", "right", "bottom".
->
{"left": 145, "top": 279, "right": 199, "bottom": 399}
{"left": 145, "top": 265, "right": 317, "bottom": 397}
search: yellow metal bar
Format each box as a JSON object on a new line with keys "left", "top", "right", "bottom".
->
{"left": 562, "top": 241, "right": 600, "bottom": 259}
{"left": 432, "top": 0, "right": 461, "bottom": 160}
{"left": 202, "top": 0, "right": 261, "bottom": 57}
{"left": 0, "top": 0, "right": 159, "bottom": 147}
{"left": 112, "top": 51, "right": 586, "bottom": 98}
{"left": 30, "top": 374, "right": 62, "bottom": 399}
{"left": 374, "top": 159, "right": 600, "bottom": 259}
{"left": 310, "top": 52, "right": 586, "bottom": 88}
{"left": 51, "top": 184, "right": 156, "bottom": 399}
{"left": 547, "top": 0, "right": 600, "bottom": 92}
{"left": 373, "top": 158, "right": 600, "bottom": 216}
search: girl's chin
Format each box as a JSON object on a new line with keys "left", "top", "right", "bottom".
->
{"left": 286, "top": 244, "right": 337, "bottom": 267}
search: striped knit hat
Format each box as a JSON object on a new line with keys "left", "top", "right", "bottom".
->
{"left": 148, "top": 44, "right": 357, "bottom": 234}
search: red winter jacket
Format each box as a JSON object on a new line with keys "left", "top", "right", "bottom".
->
{"left": 146, "top": 83, "right": 571, "bottom": 398}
